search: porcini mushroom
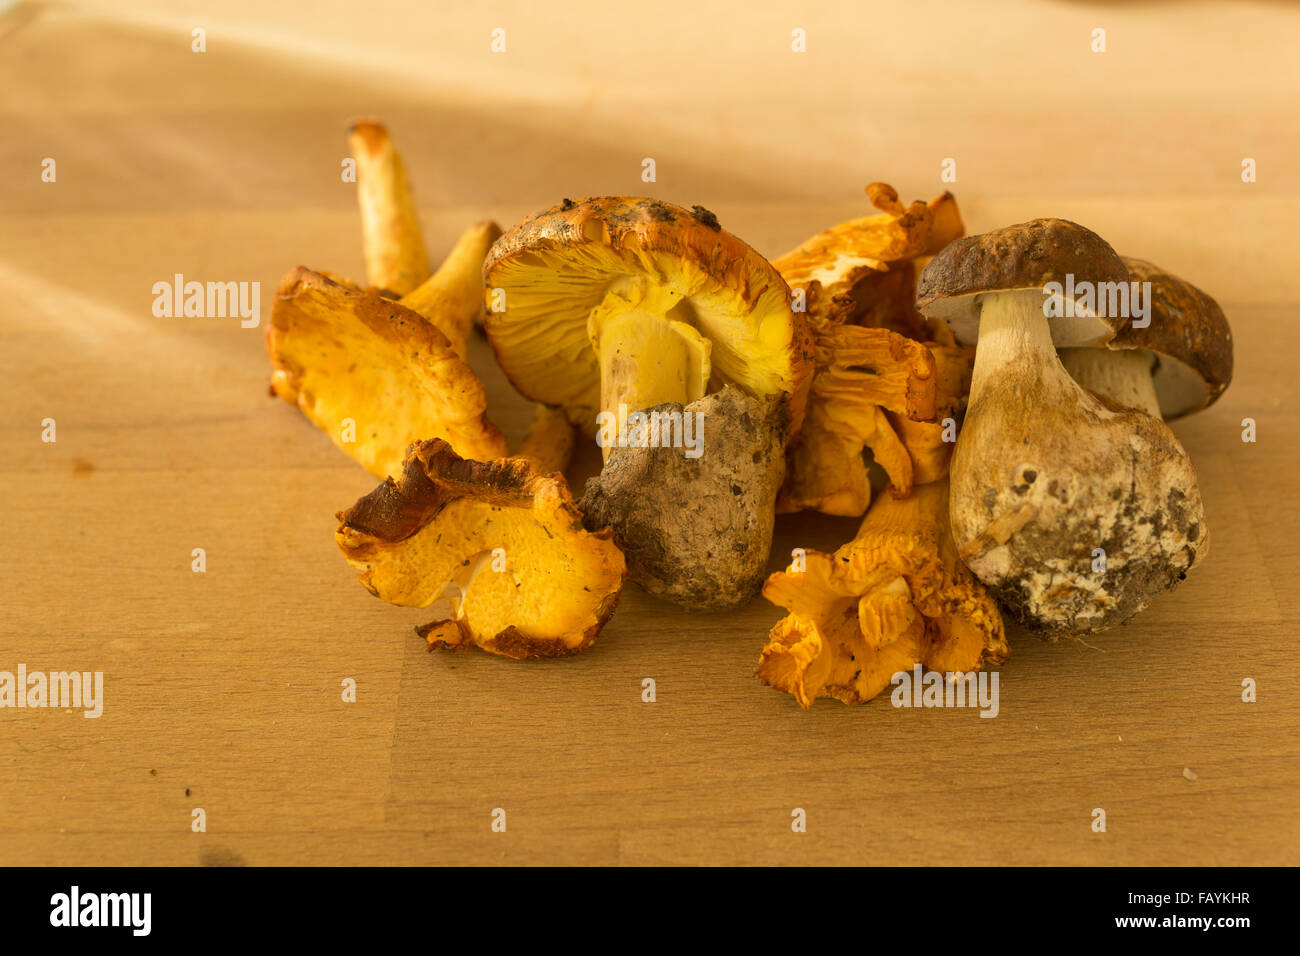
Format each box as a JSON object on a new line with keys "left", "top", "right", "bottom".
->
{"left": 1056, "top": 256, "right": 1232, "bottom": 420}
{"left": 916, "top": 219, "right": 1210, "bottom": 633}
{"left": 266, "top": 267, "right": 507, "bottom": 477}
{"left": 759, "top": 478, "right": 1008, "bottom": 708}
{"left": 484, "top": 197, "right": 812, "bottom": 609}
{"left": 336, "top": 439, "right": 625, "bottom": 659}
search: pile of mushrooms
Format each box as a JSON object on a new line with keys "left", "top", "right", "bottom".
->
{"left": 262, "top": 120, "right": 1232, "bottom": 706}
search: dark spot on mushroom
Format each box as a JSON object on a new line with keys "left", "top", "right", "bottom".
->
{"left": 646, "top": 203, "right": 675, "bottom": 223}
{"left": 560, "top": 198, "right": 574, "bottom": 210}
{"left": 983, "top": 488, "right": 997, "bottom": 510}
{"left": 731, "top": 484, "right": 743, "bottom": 496}
{"left": 1022, "top": 469, "right": 1037, "bottom": 484}
{"left": 1187, "top": 522, "right": 1200, "bottom": 542}
{"left": 690, "top": 205, "right": 721, "bottom": 231}
{"left": 1013, "top": 484, "right": 1029, "bottom": 496}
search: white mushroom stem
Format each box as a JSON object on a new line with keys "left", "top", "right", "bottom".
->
{"left": 1058, "top": 348, "right": 1161, "bottom": 418}
{"left": 968, "top": 291, "right": 1082, "bottom": 405}
{"left": 588, "top": 286, "right": 711, "bottom": 460}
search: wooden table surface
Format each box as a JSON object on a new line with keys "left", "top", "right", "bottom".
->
{"left": 2, "top": 0, "right": 1297, "bottom": 865}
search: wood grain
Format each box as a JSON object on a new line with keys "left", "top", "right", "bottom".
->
{"left": 1, "top": 1, "right": 1296, "bottom": 866}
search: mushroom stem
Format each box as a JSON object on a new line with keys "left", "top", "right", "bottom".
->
{"left": 1059, "top": 348, "right": 1161, "bottom": 417}
{"left": 348, "top": 120, "right": 430, "bottom": 295}
{"left": 589, "top": 289, "right": 711, "bottom": 460}
{"left": 968, "top": 291, "right": 1067, "bottom": 399}
{"left": 400, "top": 220, "right": 501, "bottom": 358}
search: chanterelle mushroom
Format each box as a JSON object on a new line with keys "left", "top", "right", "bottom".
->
{"left": 760, "top": 479, "right": 1008, "bottom": 708}
{"left": 774, "top": 184, "right": 965, "bottom": 515}
{"left": 1057, "top": 256, "right": 1233, "bottom": 420}
{"left": 916, "top": 219, "right": 1209, "bottom": 634}
{"left": 348, "top": 119, "right": 430, "bottom": 295}
{"left": 774, "top": 184, "right": 963, "bottom": 337}
{"left": 400, "top": 220, "right": 501, "bottom": 359}
{"left": 484, "top": 197, "right": 811, "bottom": 608}
{"left": 266, "top": 267, "right": 506, "bottom": 477}
{"left": 336, "top": 439, "right": 626, "bottom": 659}
{"left": 779, "top": 325, "right": 938, "bottom": 515}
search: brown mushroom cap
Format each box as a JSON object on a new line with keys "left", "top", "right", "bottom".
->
{"left": 916, "top": 218, "right": 1130, "bottom": 347}
{"left": 1101, "top": 256, "right": 1233, "bottom": 419}
{"left": 483, "top": 196, "right": 812, "bottom": 435}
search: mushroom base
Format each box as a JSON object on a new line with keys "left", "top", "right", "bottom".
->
{"left": 952, "top": 292, "right": 1208, "bottom": 634}
{"left": 578, "top": 386, "right": 788, "bottom": 610}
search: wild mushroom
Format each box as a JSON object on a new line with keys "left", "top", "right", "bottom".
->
{"left": 336, "top": 439, "right": 625, "bottom": 659}
{"left": 400, "top": 220, "right": 501, "bottom": 358}
{"left": 779, "top": 325, "right": 938, "bottom": 515}
{"left": 916, "top": 219, "right": 1209, "bottom": 633}
{"left": 266, "top": 267, "right": 506, "bottom": 477}
{"left": 774, "top": 183, "right": 963, "bottom": 338}
{"left": 483, "top": 197, "right": 812, "bottom": 609}
{"left": 514, "top": 404, "right": 576, "bottom": 476}
{"left": 348, "top": 120, "right": 430, "bottom": 295}
{"left": 888, "top": 331, "right": 975, "bottom": 486}
{"left": 578, "top": 386, "right": 787, "bottom": 607}
{"left": 1056, "top": 256, "right": 1232, "bottom": 420}
{"left": 759, "top": 478, "right": 1008, "bottom": 708}
{"left": 774, "top": 184, "right": 965, "bottom": 515}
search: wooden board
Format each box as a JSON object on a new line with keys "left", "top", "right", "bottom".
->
{"left": 1, "top": 0, "right": 1297, "bottom": 866}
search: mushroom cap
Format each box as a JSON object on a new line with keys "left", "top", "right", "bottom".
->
{"left": 1101, "top": 256, "right": 1233, "bottom": 419}
{"left": 915, "top": 218, "right": 1130, "bottom": 347}
{"left": 483, "top": 196, "right": 812, "bottom": 436}
{"left": 266, "top": 267, "right": 507, "bottom": 477}
{"left": 336, "top": 439, "right": 626, "bottom": 659}
{"left": 760, "top": 479, "right": 1008, "bottom": 707}
{"left": 773, "top": 186, "right": 964, "bottom": 334}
